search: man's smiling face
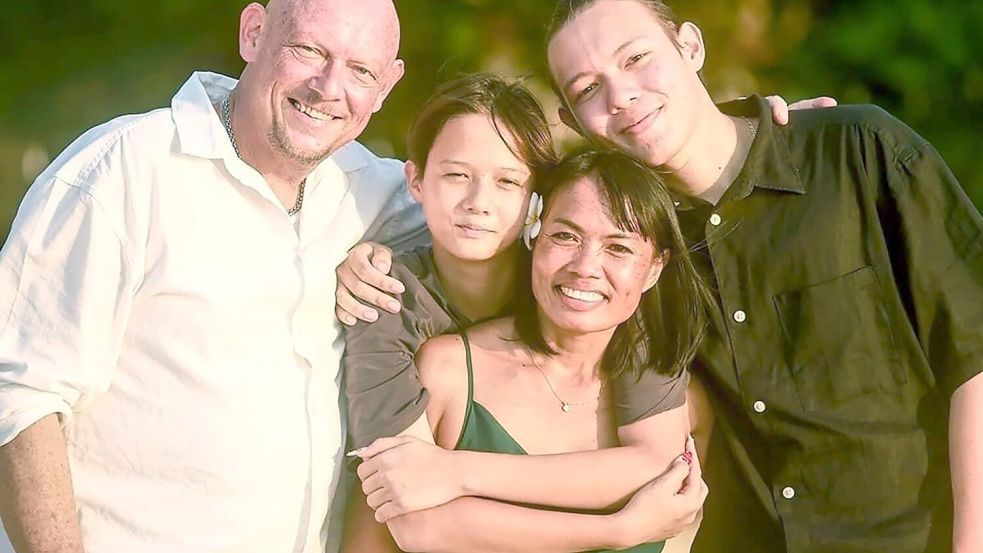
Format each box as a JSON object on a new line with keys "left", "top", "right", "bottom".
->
{"left": 241, "top": 0, "right": 403, "bottom": 164}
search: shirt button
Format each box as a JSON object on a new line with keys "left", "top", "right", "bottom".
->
{"left": 709, "top": 213, "right": 722, "bottom": 226}
{"left": 733, "top": 310, "right": 747, "bottom": 323}
{"left": 782, "top": 486, "right": 796, "bottom": 499}
{"left": 752, "top": 400, "right": 767, "bottom": 413}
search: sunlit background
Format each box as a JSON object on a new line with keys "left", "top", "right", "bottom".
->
{"left": 2, "top": 0, "right": 980, "bottom": 242}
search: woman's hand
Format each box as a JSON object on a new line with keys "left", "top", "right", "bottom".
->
{"left": 612, "top": 436, "right": 707, "bottom": 548}
{"left": 352, "top": 436, "right": 466, "bottom": 522}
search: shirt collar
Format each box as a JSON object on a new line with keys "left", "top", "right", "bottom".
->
{"left": 171, "top": 71, "right": 237, "bottom": 161}
{"left": 673, "top": 95, "right": 806, "bottom": 211}
{"left": 170, "top": 71, "right": 371, "bottom": 179}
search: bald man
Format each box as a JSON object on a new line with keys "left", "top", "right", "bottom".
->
{"left": 0, "top": 1, "right": 420, "bottom": 552}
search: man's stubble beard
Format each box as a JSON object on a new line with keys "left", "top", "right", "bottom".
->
{"left": 268, "top": 116, "right": 338, "bottom": 166}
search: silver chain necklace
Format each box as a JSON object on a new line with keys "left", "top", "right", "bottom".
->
{"left": 527, "top": 349, "right": 603, "bottom": 413}
{"left": 221, "top": 94, "right": 306, "bottom": 216}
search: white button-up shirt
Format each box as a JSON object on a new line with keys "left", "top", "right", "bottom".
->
{"left": 0, "top": 72, "right": 418, "bottom": 553}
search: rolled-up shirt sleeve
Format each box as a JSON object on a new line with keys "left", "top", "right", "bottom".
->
{"left": 0, "top": 170, "right": 136, "bottom": 447}
{"left": 343, "top": 261, "right": 457, "bottom": 449}
{"left": 612, "top": 366, "right": 690, "bottom": 427}
{"left": 879, "top": 124, "right": 983, "bottom": 397}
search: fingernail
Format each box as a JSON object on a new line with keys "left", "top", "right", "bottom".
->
{"left": 390, "top": 283, "right": 405, "bottom": 294}
{"left": 364, "top": 311, "right": 378, "bottom": 322}
{"left": 688, "top": 434, "right": 695, "bottom": 443}
{"left": 346, "top": 447, "right": 367, "bottom": 457}
{"left": 387, "top": 301, "right": 401, "bottom": 313}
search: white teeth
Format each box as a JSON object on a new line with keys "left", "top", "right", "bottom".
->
{"left": 293, "top": 100, "right": 331, "bottom": 121}
{"left": 559, "top": 286, "right": 604, "bottom": 303}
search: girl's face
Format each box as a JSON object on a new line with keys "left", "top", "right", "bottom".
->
{"left": 407, "top": 113, "right": 533, "bottom": 263}
{"left": 531, "top": 176, "right": 665, "bottom": 335}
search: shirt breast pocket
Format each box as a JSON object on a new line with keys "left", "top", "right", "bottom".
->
{"left": 773, "top": 265, "right": 906, "bottom": 417}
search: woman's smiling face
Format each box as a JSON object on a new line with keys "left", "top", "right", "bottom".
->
{"left": 531, "top": 175, "right": 664, "bottom": 335}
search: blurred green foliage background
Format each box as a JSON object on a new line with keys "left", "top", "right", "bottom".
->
{"left": 2, "top": 0, "right": 981, "bottom": 241}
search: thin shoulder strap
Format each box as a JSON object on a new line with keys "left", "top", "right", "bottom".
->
{"left": 452, "top": 332, "right": 476, "bottom": 451}
{"left": 460, "top": 332, "right": 475, "bottom": 406}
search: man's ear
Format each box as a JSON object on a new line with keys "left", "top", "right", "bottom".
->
{"left": 405, "top": 160, "right": 424, "bottom": 203}
{"left": 675, "top": 22, "right": 706, "bottom": 73}
{"left": 239, "top": 3, "right": 267, "bottom": 63}
{"left": 643, "top": 250, "right": 669, "bottom": 293}
{"left": 373, "top": 59, "right": 405, "bottom": 113}
{"left": 558, "top": 106, "right": 583, "bottom": 135}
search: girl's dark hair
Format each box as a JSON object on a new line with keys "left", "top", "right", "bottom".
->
{"left": 514, "top": 147, "right": 714, "bottom": 379}
{"left": 406, "top": 73, "right": 557, "bottom": 187}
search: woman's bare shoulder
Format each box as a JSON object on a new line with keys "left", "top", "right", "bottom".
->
{"left": 416, "top": 334, "right": 468, "bottom": 393}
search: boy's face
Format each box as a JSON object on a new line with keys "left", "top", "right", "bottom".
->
{"left": 548, "top": 0, "right": 705, "bottom": 169}
{"left": 407, "top": 113, "right": 533, "bottom": 263}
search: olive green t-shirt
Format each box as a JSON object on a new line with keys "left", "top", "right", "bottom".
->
{"left": 343, "top": 248, "right": 689, "bottom": 449}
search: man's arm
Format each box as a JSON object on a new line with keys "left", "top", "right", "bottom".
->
{"left": 950, "top": 372, "right": 983, "bottom": 553}
{"left": 0, "top": 415, "right": 84, "bottom": 553}
{"left": 0, "top": 166, "right": 141, "bottom": 551}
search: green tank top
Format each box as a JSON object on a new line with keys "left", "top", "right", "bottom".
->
{"left": 454, "top": 333, "right": 666, "bottom": 553}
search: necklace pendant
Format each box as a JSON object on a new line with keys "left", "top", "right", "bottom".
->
{"left": 561, "top": 402, "right": 571, "bottom": 413}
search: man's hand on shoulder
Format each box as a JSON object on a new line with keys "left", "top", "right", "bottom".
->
{"left": 336, "top": 242, "right": 405, "bottom": 325}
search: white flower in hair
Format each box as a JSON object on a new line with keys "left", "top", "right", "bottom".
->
{"left": 522, "top": 192, "right": 543, "bottom": 251}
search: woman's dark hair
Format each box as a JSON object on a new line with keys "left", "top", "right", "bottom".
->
{"left": 514, "top": 147, "right": 714, "bottom": 379}
{"left": 406, "top": 73, "right": 557, "bottom": 187}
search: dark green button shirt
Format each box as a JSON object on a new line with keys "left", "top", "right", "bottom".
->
{"left": 687, "top": 97, "right": 983, "bottom": 553}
